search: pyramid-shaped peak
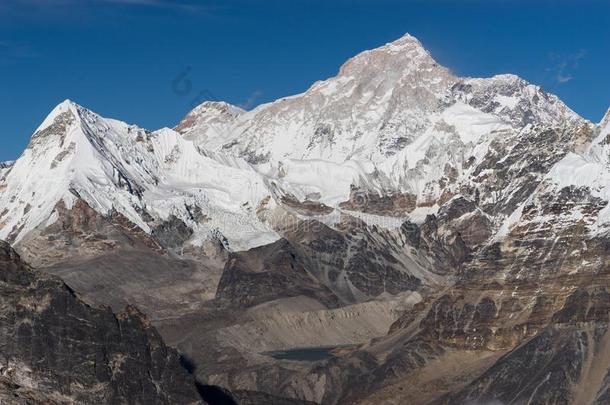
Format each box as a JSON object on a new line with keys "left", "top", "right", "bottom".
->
{"left": 364, "top": 33, "right": 431, "bottom": 58}
{"left": 34, "top": 99, "right": 91, "bottom": 133}
{"left": 338, "top": 33, "right": 441, "bottom": 78}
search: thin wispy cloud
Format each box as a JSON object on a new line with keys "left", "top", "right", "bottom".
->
{"left": 548, "top": 49, "right": 586, "bottom": 84}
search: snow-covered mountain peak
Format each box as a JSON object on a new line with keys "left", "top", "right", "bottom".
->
{"left": 34, "top": 99, "right": 78, "bottom": 132}
{"left": 337, "top": 32, "right": 447, "bottom": 81}
{"left": 187, "top": 35, "right": 583, "bottom": 166}
{"left": 1, "top": 100, "right": 277, "bottom": 251}
{"left": 2, "top": 34, "right": 599, "bottom": 257}
{"left": 384, "top": 32, "right": 425, "bottom": 50}
{"left": 178, "top": 101, "right": 244, "bottom": 126}
{"left": 175, "top": 100, "right": 245, "bottom": 144}
{"left": 458, "top": 73, "right": 583, "bottom": 129}
{"left": 0, "top": 100, "right": 161, "bottom": 244}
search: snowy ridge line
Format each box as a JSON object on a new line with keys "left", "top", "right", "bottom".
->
{"left": 2, "top": 33, "right": 609, "bottom": 253}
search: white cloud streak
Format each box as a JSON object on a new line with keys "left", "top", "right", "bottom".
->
{"left": 549, "top": 49, "right": 586, "bottom": 84}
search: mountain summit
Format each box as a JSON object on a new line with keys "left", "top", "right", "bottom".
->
{"left": 179, "top": 33, "right": 582, "bottom": 165}
{"left": 0, "top": 34, "right": 600, "bottom": 265}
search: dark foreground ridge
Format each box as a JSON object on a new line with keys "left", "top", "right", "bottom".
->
{"left": 0, "top": 240, "right": 208, "bottom": 404}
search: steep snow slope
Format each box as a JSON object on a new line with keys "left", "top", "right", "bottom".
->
{"left": 0, "top": 100, "right": 152, "bottom": 243}
{"left": 0, "top": 100, "right": 277, "bottom": 250}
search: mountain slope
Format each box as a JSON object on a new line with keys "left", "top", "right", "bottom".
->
{"left": 0, "top": 240, "right": 206, "bottom": 404}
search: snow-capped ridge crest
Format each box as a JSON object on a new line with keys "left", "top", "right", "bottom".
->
{"left": 600, "top": 107, "right": 610, "bottom": 128}
{"left": 2, "top": 34, "right": 602, "bottom": 255}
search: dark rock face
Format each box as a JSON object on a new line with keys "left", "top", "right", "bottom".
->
{"left": 283, "top": 217, "right": 438, "bottom": 302}
{"left": 469, "top": 124, "right": 592, "bottom": 216}
{"left": 215, "top": 238, "right": 341, "bottom": 308}
{"left": 215, "top": 211, "right": 461, "bottom": 309}
{"left": 151, "top": 214, "right": 194, "bottom": 249}
{"left": 0, "top": 241, "right": 205, "bottom": 405}
{"left": 444, "top": 327, "right": 587, "bottom": 405}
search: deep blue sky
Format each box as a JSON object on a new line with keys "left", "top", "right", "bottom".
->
{"left": 1, "top": 0, "right": 609, "bottom": 161}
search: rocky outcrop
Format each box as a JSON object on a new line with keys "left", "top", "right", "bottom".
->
{"left": 0, "top": 240, "right": 205, "bottom": 404}
{"left": 216, "top": 238, "right": 342, "bottom": 309}
{"left": 14, "top": 199, "right": 161, "bottom": 268}
{"left": 339, "top": 187, "right": 417, "bottom": 216}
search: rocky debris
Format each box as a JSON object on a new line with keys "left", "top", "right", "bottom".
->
{"left": 231, "top": 390, "right": 318, "bottom": 405}
{"left": 0, "top": 240, "right": 206, "bottom": 404}
{"left": 43, "top": 249, "right": 224, "bottom": 317}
